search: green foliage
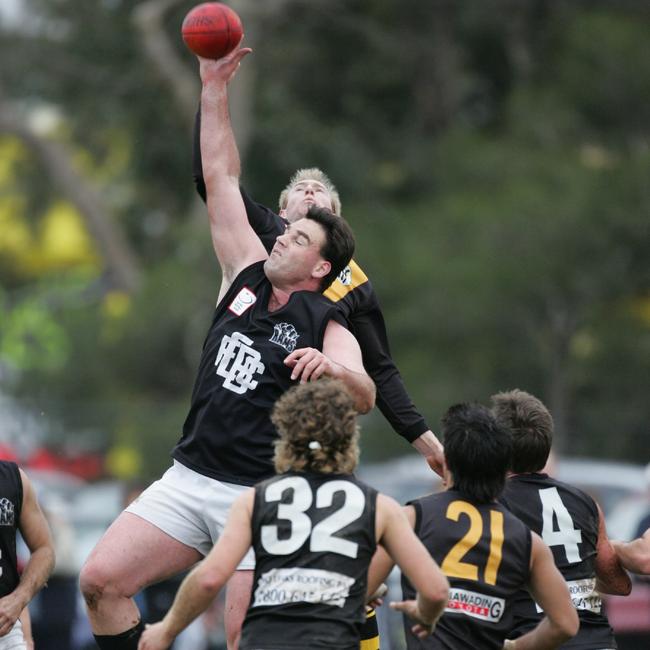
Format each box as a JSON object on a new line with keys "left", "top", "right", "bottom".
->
{"left": 1, "top": 0, "right": 649, "bottom": 475}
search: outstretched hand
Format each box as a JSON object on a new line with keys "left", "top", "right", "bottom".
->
{"left": 198, "top": 36, "right": 252, "bottom": 86}
{"left": 390, "top": 599, "right": 436, "bottom": 639}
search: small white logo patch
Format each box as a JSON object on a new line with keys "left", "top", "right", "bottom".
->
{"left": 338, "top": 266, "right": 352, "bottom": 286}
{"left": 0, "top": 498, "right": 15, "bottom": 526}
{"left": 269, "top": 322, "right": 299, "bottom": 353}
{"left": 229, "top": 287, "right": 257, "bottom": 316}
{"left": 535, "top": 578, "right": 602, "bottom": 614}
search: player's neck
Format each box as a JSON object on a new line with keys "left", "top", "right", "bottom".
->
{"left": 269, "top": 280, "right": 319, "bottom": 311}
{"left": 268, "top": 288, "right": 291, "bottom": 312}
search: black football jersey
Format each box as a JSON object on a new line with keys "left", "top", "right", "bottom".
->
{"left": 192, "top": 110, "right": 429, "bottom": 442}
{"left": 240, "top": 471, "right": 377, "bottom": 650}
{"left": 0, "top": 461, "right": 22, "bottom": 598}
{"left": 172, "top": 262, "right": 344, "bottom": 486}
{"left": 402, "top": 490, "right": 532, "bottom": 650}
{"left": 500, "top": 473, "right": 616, "bottom": 649}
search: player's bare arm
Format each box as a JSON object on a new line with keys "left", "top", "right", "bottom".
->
{"left": 612, "top": 528, "right": 650, "bottom": 574}
{"left": 371, "top": 499, "right": 448, "bottom": 639}
{"left": 198, "top": 45, "right": 267, "bottom": 300}
{"left": 138, "top": 490, "right": 254, "bottom": 650}
{"left": 0, "top": 470, "right": 54, "bottom": 637}
{"left": 504, "top": 533, "right": 578, "bottom": 650}
{"left": 285, "top": 319, "right": 375, "bottom": 413}
{"left": 592, "top": 503, "right": 631, "bottom": 594}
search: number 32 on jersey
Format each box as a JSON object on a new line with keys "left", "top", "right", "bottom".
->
{"left": 261, "top": 476, "right": 365, "bottom": 559}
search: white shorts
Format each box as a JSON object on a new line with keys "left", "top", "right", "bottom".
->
{"left": 0, "top": 620, "right": 26, "bottom": 650}
{"left": 126, "top": 461, "right": 255, "bottom": 569}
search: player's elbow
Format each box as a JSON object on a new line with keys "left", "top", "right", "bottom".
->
{"left": 421, "top": 574, "right": 449, "bottom": 610}
{"left": 551, "top": 607, "right": 580, "bottom": 644}
{"left": 355, "top": 381, "right": 376, "bottom": 414}
{"left": 196, "top": 568, "right": 226, "bottom": 599}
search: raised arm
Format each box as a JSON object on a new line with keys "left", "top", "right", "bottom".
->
{"left": 505, "top": 533, "right": 578, "bottom": 650}
{"left": 193, "top": 107, "right": 286, "bottom": 250}
{"left": 284, "top": 319, "right": 375, "bottom": 413}
{"left": 0, "top": 470, "right": 55, "bottom": 638}
{"left": 138, "top": 490, "right": 254, "bottom": 650}
{"left": 592, "top": 503, "right": 631, "bottom": 595}
{"left": 198, "top": 46, "right": 267, "bottom": 300}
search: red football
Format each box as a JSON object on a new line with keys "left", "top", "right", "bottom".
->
{"left": 181, "top": 3, "right": 243, "bottom": 60}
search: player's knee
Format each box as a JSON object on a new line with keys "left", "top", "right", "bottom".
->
{"left": 79, "top": 558, "right": 132, "bottom": 608}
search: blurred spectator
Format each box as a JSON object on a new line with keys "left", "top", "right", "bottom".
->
{"left": 30, "top": 495, "right": 78, "bottom": 649}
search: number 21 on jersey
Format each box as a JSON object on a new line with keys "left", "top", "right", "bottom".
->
{"left": 441, "top": 500, "right": 504, "bottom": 585}
{"left": 261, "top": 476, "right": 365, "bottom": 559}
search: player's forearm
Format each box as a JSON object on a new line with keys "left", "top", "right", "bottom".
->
{"left": 161, "top": 565, "right": 224, "bottom": 640}
{"left": 505, "top": 615, "right": 575, "bottom": 650}
{"left": 200, "top": 79, "right": 240, "bottom": 193}
{"left": 329, "top": 365, "right": 375, "bottom": 413}
{"left": 12, "top": 546, "right": 55, "bottom": 610}
{"left": 612, "top": 533, "right": 650, "bottom": 574}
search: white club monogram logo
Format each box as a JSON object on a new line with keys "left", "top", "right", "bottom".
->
{"left": 215, "top": 331, "right": 265, "bottom": 394}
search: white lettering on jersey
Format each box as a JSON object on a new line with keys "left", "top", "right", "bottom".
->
{"left": 215, "top": 331, "right": 265, "bottom": 394}
{"left": 446, "top": 587, "right": 505, "bottom": 623}
{"left": 228, "top": 287, "right": 257, "bottom": 316}
{"left": 252, "top": 567, "right": 355, "bottom": 608}
{"left": 539, "top": 487, "right": 582, "bottom": 563}
{"left": 269, "top": 322, "right": 299, "bottom": 353}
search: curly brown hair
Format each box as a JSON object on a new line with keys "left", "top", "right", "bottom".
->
{"left": 271, "top": 379, "right": 360, "bottom": 474}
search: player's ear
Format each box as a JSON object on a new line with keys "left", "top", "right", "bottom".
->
{"left": 312, "top": 260, "right": 331, "bottom": 280}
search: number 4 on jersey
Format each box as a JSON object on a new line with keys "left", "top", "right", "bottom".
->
{"left": 539, "top": 487, "right": 582, "bottom": 563}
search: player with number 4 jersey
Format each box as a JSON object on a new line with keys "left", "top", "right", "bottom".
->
{"left": 493, "top": 389, "right": 631, "bottom": 649}
{"left": 138, "top": 380, "right": 449, "bottom": 650}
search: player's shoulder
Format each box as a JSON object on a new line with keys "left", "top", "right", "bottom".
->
{"left": 323, "top": 259, "right": 373, "bottom": 303}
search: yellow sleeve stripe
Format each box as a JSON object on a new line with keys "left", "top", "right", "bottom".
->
{"left": 323, "top": 259, "right": 368, "bottom": 303}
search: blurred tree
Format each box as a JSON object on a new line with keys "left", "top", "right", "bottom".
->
{"left": 0, "top": 0, "right": 648, "bottom": 477}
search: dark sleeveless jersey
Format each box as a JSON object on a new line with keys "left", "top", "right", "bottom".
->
{"left": 402, "top": 490, "right": 532, "bottom": 650}
{"left": 500, "top": 473, "right": 616, "bottom": 649}
{"left": 172, "top": 263, "right": 344, "bottom": 486}
{"left": 192, "top": 110, "right": 429, "bottom": 443}
{"left": 0, "top": 461, "right": 23, "bottom": 598}
{"left": 240, "top": 471, "right": 378, "bottom": 650}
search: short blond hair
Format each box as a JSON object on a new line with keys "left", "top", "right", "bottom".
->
{"left": 278, "top": 168, "right": 342, "bottom": 216}
{"left": 271, "top": 379, "right": 359, "bottom": 474}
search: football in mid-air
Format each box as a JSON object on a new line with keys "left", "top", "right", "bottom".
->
{"left": 181, "top": 2, "right": 243, "bottom": 60}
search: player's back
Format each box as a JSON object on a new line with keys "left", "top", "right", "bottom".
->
{"left": 240, "top": 471, "right": 378, "bottom": 650}
{"left": 402, "top": 489, "right": 532, "bottom": 649}
{"left": 500, "top": 473, "right": 616, "bottom": 649}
